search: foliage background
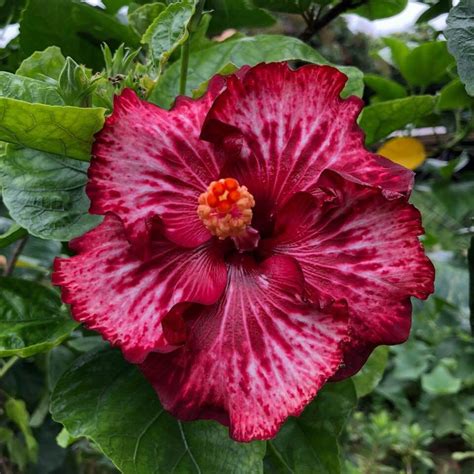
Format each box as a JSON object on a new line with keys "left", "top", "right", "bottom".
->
{"left": 0, "top": 0, "right": 472, "bottom": 473}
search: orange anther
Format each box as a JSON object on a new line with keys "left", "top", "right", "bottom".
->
{"left": 207, "top": 193, "right": 218, "bottom": 208}
{"left": 212, "top": 182, "right": 226, "bottom": 196}
{"left": 217, "top": 200, "right": 232, "bottom": 214}
{"left": 228, "top": 190, "right": 241, "bottom": 202}
{"left": 224, "top": 178, "right": 239, "bottom": 191}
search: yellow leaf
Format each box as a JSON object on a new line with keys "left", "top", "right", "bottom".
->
{"left": 377, "top": 137, "right": 426, "bottom": 170}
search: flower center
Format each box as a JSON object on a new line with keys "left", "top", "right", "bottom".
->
{"left": 197, "top": 178, "right": 255, "bottom": 240}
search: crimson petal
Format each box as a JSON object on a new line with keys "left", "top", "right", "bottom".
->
{"left": 52, "top": 215, "right": 227, "bottom": 363}
{"left": 201, "top": 63, "right": 414, "bottom": 221}
{"left": 140, "top": 255, "right": 349, "bottom": 442}
{"left": 263, "top": 171, "right": 434, "bottom": 378}
{"left": 89, "top": 84, "right": 226, "bottom": 252}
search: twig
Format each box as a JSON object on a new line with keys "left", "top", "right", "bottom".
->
{"left": 0, "top": 357, "right": 18, "bottom": 378}
{"left": 300, "top": 0, "right": 369, "bottom": 42}
{"left": 3, "top": 236, "right": 28, "bottom": 276}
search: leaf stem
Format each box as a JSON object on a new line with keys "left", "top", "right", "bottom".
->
{"left": 179, "top": 38, "right": 190, "bottom": 96}
{"left": 0, "top": 357, "right": 19, "bottom": 378}
{"left": 4, "top": 236, "right": 28, "bottom": 276}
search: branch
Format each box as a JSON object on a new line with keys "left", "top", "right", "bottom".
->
{"left": 3, "top": 236, "right": 28, "bottom": 276}
{"left": 300, "top": 0, "right": 369, "bottom": 42}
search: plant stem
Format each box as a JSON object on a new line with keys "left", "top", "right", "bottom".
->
{"left": 179, "top": 39, "right": 190, "bottom": 96}
{"left": 0, "top": 357, "right": 18, "bottom": 378}
{"left": 3, "top": 236, "right": 28, "bottom": 276}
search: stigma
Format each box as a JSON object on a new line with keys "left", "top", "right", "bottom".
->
{"left": 197, "top": 178, "right": 255, "bottom": 240}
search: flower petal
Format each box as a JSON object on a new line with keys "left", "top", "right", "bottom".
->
{"left": 201, "top": 62, "right": 413, "bottom": 223}
{"left": 52, "top": 215, "right": 227, "bottom": 363}
{"left": 140, "top": 255, "right": 349, "bottom": 442}
{"left": 263, "top": 171, "right": 434, "bottom": 377}
{"left": 89, "top": 85, "right": 226, "bottom": 252}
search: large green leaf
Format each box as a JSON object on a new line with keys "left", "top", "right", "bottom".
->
{"left": 0, "top": 223, "right": 27, "bottom": 249}
{"left": 382, "top": 37, "right": 410, "bottom": 70}
{"left": 352, "top": 346, "right": 389, "bottom": 398}
{"left": 142, "top": 0, "right": 196, "bottom": 71}
{"left": 16, "top": 46, "right": 66, "bottom": 83}
{"left": 446, "top": 0, "right": 474, "bottom": 96}
{"left": 51, "top": 350, "right": 266, "bottom": 474}
{"left": 353, "top": 0, "right": 408, "bottom": 20}
{"left": 0, "top": 278, "right": 77, "bottom": 358}
{"left": 0, "top": 97, "right": 105, "bottom": 161}
{"left": 0, "top": 71, "right": 63, "bottom": 105}
{"left": 207, "top": 0, "right": 275, "bottom": 34}
{"left": 358, "top": 95, "right": 436, "bottom": 145}
{"left": 19, "top": 0, "right": 139, "bottom": 71}
{"left": 151, "top": 34, "right": 363, "bottom": 108}
{"left": 0, "top": 145, "right": 101, "bottom": 241}
{"left": 399, "top": 41, "right": 455, "bottom": 88}
{"left": 265, "top": 380, "right": 357, "bottom": 473}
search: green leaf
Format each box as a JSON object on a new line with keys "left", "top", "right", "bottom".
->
{"left": 399, "top": 41, "right": 455, "bottom": 87}
{"left": 51, "top": 349, "right": 266, "bottom": 474}
{"left": 416, "top": 0, "right": 452, "bottom": 24}
{"left": 142, "top": 0, "right": 196, "bottom": 71}
{"left": 446, "top": 0, "right": 474, "bottom": 96}
{"left": 364, "top": 74, "right": 407, "bottom": 101}
{"left": 151, "top": 34, "right": 363, "bottom": 108}
{"left": 19, "top": 0, "right": 139, "bottom": 71}
{"left": 5, "top": 398, "right": 38, "bottom": 462}
{"left": 0, "top": 224, "right": 27, "bottom": 249}
{"left": 265, "top": 380, "right": 357, "bottom": 473}
{"left": 0, "top": 71, "right": 63, "bottom": 105}
{"left": 0, "top": 277, "right": 77, "bottom": 358}
{"left": 358, "top": 95, "right": 436, "bottom": 145}
{"left": 0, "top": 97, "right": 105, "bottom": 161}
{"left": 207, "top": 0, "right": 275, "bottom": 34}
{"left": 421, "top": 362, "right": 462, "bottom": 395}
{"left": 0, "top": 145, "right": 101, "bottom": 240}
{"left": 129, "top": 2, "right": 166, "bottom": 37}
{"left": 382, "top": 37, "right": 410, "bottom": 70}
{"left": 438, "top": 78, "right": 474, "bottom": 110}
{"left": 253, "top": 0, "right": 312, "bottom": 13}
{"left": 352, "top": 346, "right": 389, "bottom": 398}
{"left": 16, "top": 46, "right": 66, "bottom": 83}
{"left": 390, "top": 339, "right": 432, "bottom": 381}
{"left": 192, "top": 62, "right": 238, "bottom": 98}
{"left": 353, "top": 0, "right": 408, "bottom": 20}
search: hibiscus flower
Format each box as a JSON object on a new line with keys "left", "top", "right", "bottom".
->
{"left": 53, "top": 62, "right": 434, "bottom": 442}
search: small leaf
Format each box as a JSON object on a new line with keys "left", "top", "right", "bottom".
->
{"left": 0, "top": 224, "right": 27, "bottom": 249}
{"left": 0, "top": 277, "right": 77, "bottom": 358}
{"left": 352, "top": 346, "right": 389, "bottom": 397}
{"left": 51, "top": 349, "right": 266, "bottom": 474}
{"left": 129, "top": 2, "right": 166, "bottom": 37}
{"left": 438, "top": 78, "right": 474, "bottom": 110}
{"left": 364, "top": 74, "right": 407, "bottom": 101}
{"left": 358, "top": 95, "right": 436, "bottom": 145}
{"left": 0, "top": 145, "right": 101, "bottom": 240}
{"left": 0, "top": 97, "right": 105, "bottom": 161}
{"left": 422, "top": 362, "right": 462, "bottom": 395}
{"left": 382, "top": 37, "right": 410, "bottom": 70}
{"left": 5, "top": 398, "right": 38, "bottom": 462}
{"left": 377, "top": 137, "right": 427, "bottom": 170}
{"left": 142, "top": 0, "right": 196, "bottom": 71}
{"left": 399, "top": 41, "right": 455, "bottom": 88}
{"left": 16, "top": 46, "right": 66, "bottom": 82}
{"left": 446, "top": 0, "right": 474, "bottom": 96}
{"left": 353, "top": 0, "right": 408, "bottom": 20}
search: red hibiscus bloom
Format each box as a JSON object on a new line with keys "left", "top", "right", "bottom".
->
{"left": 53, "top": 63, "right": 434, "bottom": 442}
